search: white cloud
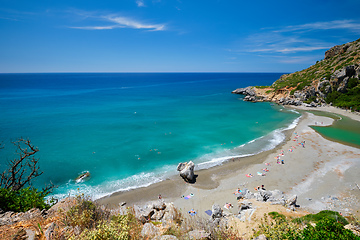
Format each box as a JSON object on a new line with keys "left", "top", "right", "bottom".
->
{"left": 107, "top": 16, "right": 165, "bottom": 31}
{"left": 69, "top": 11, "right": 166, "bottom": 31}
{"left": 277, "top": 20, "right": 360, "bottom": 33}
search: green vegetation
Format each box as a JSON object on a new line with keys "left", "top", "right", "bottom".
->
{"left": 269, "top": 38, "right": 360, "bottom": 111}
{"left": 0, "top": 187, "right": 51, "bottom": 212}
{"left": 0, "top": 138, "right": 55, "bottom": 212}
{"left": 255, "top": 85, "right": 270, "bottom": 89}
{"left": 302, "top": 218, "right": 358, "bottom": 240}
{"left": 292, "top": 210, "right": 348, "bottom": 225}
{"left": 254, "top": 211, "right": 359, "bottom": 240}
{"left": 326, "top": 81, "right": 360, "bottom": 111}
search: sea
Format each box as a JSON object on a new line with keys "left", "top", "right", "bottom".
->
{"left": 0, "top": 73, "right": 301, "bottom": 200}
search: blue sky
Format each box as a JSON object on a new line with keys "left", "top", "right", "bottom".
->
{"left": 1, "top": 0, "right": 360, "bottom": 73}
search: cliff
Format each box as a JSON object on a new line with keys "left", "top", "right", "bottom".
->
{"left": 232, "top": 38, "right": 360, "bottom": 110}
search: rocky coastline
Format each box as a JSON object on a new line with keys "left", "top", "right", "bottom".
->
{"left": 232, "top": 64, "right": 360, "bottom": 107}
{"left": 232, "top": 38, "right": 360, "bottom": 109}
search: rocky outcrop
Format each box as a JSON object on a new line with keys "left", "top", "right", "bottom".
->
{"left": 0, "top": 208, "right": 47, "bottom": 226}
{"left": 177, "top": 161, "right": 196, "bottom": 183}
{"left": 232, "top": 64, "right": 360, "bottom": 108}
{"left": 325, "top": 43, "right": 351, "bottom": 59}
{"left": 237, "top": 188, "right": 299, "bottom": 210}
{"left": 134, "top": 200, "right": 178, "bottom": 225}
{"left": 232, "top": 38, "right": 360, "bottom": 109}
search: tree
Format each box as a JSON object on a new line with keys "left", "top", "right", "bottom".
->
{"left": 0, "top": 137, "right": 54, "bottom": 194}
{"left": 0, "top": 138, "right": 56, "bottom": 212}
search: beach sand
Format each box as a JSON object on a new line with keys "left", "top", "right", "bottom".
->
{"left": 98, "top": 105, "right": 360, "bottom": 219}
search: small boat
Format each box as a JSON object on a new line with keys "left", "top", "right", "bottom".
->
{"left": 75, "top": 171, "right": 90, "bottom": 183}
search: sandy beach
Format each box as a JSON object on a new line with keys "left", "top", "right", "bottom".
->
{"left": 98, "top": 105, "right": 360, "bottom": 219}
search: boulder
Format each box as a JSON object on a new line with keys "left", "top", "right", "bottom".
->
{"left": 232, "top": 87, "right": 256, "bottom": 96}
{"left": 25, "top": 229, "right": 36, "bottom": 240}
{"left": 253, "top": 234, "right": 268, "bottom": 240}
{"left": 286, "top": 195, "right": 298, "bottom": 207}
{"left": 134, "top": 205, "right": 155, "bottom": 223}
{"left": 177, "top": 161, "right": 195, "bottom": 182}
{"left": 141, "top": 223, "right": 160, "bottom": 238}
{"left": 187, "top": 229, "right": 211, "bottom": 239}
{"left": 45, "top": 222, "right": 56, "bottom": 240}
{"left": 239, "top": 201, "right": 252, "bottom": 211}
{"left": 162, "top": 203, "right": 178, "bottom": 223}
{"left": 153, "top": 235, "right": 179, "bottom": 240}
{"left": 210, "top": 204, "right": 223, "bottom": 220}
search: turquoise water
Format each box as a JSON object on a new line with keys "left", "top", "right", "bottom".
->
{"left": 0, "top": 73, "right": 300, "bottom": 199}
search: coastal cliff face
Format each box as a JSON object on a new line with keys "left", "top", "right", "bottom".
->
{"left": 233, "top": 38, "right": 360, "bottom": 110}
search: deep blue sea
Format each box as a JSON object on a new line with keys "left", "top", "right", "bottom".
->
{"left": 0, "top": 73, "right": 300, "bottom": 199}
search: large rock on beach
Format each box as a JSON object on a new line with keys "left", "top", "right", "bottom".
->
{"left": 177, "top": 161, "right": 195, "bottom": 182}
{"left": 211, "top": 204, "right": 223, "bottom": 219}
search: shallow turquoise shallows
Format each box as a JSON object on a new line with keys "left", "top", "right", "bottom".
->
{"left": 0, "top": 73, "right": 300, "bottom": 199}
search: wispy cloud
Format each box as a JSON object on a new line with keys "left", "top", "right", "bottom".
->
{"left": 233, "top": 19, "right": 360, "bottom": 56}
{"left": 136, "top": 0, "right": 145, "bottom": 7}
{"left": 69, "top": 10, "right": 166, "bottom": 31}
{"left": 276, "top": 20, "right": 360, "bottom": 33}
{"left": 228, "top": 19, "right": 360, "bottom": 65}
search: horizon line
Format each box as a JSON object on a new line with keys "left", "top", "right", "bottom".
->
{"left": 0, "top": 71, "right": 289, "bottom": 74}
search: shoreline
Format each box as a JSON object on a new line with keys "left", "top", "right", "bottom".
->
{"left": 98, "top": 105, "right": 360, "bottom": 218}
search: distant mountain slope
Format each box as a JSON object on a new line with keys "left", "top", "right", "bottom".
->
{"left": 233, "top": 38, "right": 360, "bottom": 111}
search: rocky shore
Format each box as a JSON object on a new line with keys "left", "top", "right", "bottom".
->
{"left": 232, "top": 64, "right": 360, "bottom": 107}
{"left": 232, "top": 38, "right": 360, "bottom": 109}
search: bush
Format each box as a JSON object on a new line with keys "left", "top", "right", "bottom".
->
{"left": 302, "top": 217, "right": 359, "bottom": 240}
{"left": 294, "top": 210, "right": 348, "bottom": 225}
{"left": 70, "top": 218, "right": 130, "bottom": 240}
{"left": 0, "top": 187, "right": 51, "bottom": 212}
{"left": 66, "top": 195, "right": 107, "bottom": 229}
{"left": 348, "top": 78, "right": 359, "bottom": 89}
{"left": 254, "top": 213, "right": 303, "bottom": 239}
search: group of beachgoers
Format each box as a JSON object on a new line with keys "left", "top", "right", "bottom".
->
{"left": 245, "top": 132, "right": 305, "bottom": 179}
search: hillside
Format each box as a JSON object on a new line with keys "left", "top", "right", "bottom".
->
{"left": 233, "top": 38, "right": 360, "bottom": 110}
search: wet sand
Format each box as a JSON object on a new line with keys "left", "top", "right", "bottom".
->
{"left": 98, "top": 106, "right": 360, "bottom": 218}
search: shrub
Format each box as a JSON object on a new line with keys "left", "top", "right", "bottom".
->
{"left": 254, "top": 213, "right": 303, "bottom": 239}
{"left": 268, "top": 211, "right": 286, "bottom": 220}
{"left": 294, "top": 210, "right": 348, "bottom": 225}
{"left": 302, "top": 217, "right": 358, "bottom": 240}
{"left": 0, "top": 187, "right": 51, "bottom": 212}
{"left": 66, "top": 195, "right": 108, "bottom": 229}
{"left": 70, "top": 218, "right": 130, "bottom": 240}
{"left": 348, "top": 78, "right": 359, "bottom": 89}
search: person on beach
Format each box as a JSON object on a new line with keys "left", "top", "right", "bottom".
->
{"left": 281, "top": 160, "right": 284, "bottom": 164}
{"left": 261, "top": 184, "right": 265, "bottom": 190}
{"left": 233, "top": 188, "right": 242, "bottom": 194}
{"left": 158, "top": 194, "right": 162, "bottom": 199}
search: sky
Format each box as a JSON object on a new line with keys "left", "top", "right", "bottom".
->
{"left": 1, "top": 0, "right": 360, "bottom": 73}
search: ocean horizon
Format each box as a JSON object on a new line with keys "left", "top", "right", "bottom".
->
{"left": 0, "top": 73, "right": 300, "bottom": 200}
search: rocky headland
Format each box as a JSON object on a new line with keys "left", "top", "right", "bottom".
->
{"left": 232, "top": 38, "right": 360, "bottom": 109}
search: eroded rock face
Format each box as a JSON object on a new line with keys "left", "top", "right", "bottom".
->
{"left": 177, "top": 161, "right": 195, "bottom": 182}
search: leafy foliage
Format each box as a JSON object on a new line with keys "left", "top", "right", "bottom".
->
{"left": 0, "top": 138, "right": 55, "bottom": 212}
{"left": 302, "top": 218, "right": 359, "bottom": 240}
{"left": 66, "top": 194, "right": 108, "bottom": 229}
{"left": 0, "top": 187, "right": 51, "bottom": 212}
{"left": 70, "top": 218, "right": 130, "bottom": 240}
{"left": 254, "top": 212, "right": 359, "bottom": 240}
{"left": 293, "top": 210, "right": 348, "bottom": 225}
